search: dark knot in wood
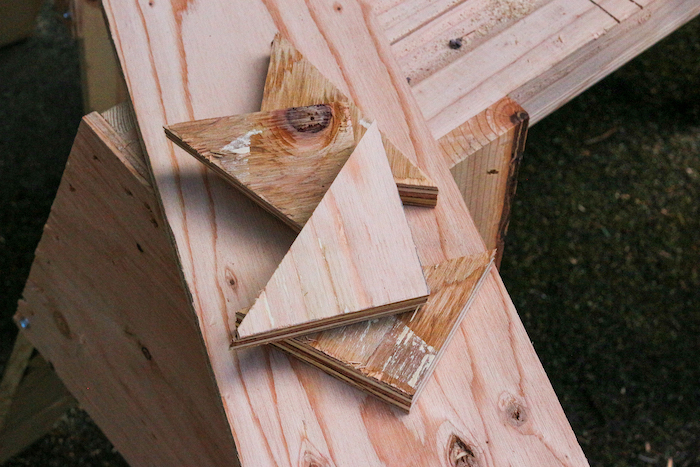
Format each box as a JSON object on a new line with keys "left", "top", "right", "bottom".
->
{"left": 448, "top": 435, "right": 480, "bottom": 467}
{"left": 500, "top": 393, "right": 529, "bottom": 428}
{"left": 286, "top": 105, "right": 333, "bottom": 133}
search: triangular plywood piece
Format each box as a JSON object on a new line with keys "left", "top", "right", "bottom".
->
{"left": 165, "top": 103, "right": 354, "bottom": 231}
{"left": 232, "top": 123, "right": 429, "bottom": 349}
{"left": 262, "top": 33, "right": 438, "bottom": 207}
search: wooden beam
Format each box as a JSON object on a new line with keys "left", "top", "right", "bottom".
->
{"left": 405, "top": 0, "right": 700, "bottom": 136}
{"left": 103, "top": 1, "right": 587, "bottom": 465}
{"left": 439, "top": 97, "right": 529, "bottom": 267}
{"left": 0, "top": 346, "right": 76, "bottom": 464}
{"left": 233, "top": 123, "right": 429, "bottom": 348}
{"left": 70, "top": 0, "right": 129, "bottom": 113}
{"left": 15, "top": 111, "right": 239, "bottom": 466}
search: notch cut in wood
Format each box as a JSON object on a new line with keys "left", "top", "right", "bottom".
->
{"left": 262, "top": 33, "right": 438, "bottom": 207}
{"left": 232, "top": 123, "right": 429, "bottom": 349}
{"left": 166, "top": 102, "right": 354, "bottom": 231}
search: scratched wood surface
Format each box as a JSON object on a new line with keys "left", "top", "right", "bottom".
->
{"left": 166, "top": 103, "right": 355, "bottom": 230}
{"left": 103, "top": 0, "right": 588, "bottom": 465}
{"left": 234, "top": 123, "right": 429, "bottom": 348}
{"left": 262, "top": 34, "right": 438, "bottom": 207}
{"left": 14, "top": 113, "right": 239, "bottom": 466}
{"left": 440, "top": 97, "right": 529, "bottom": 267}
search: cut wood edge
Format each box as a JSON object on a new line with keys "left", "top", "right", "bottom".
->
{"left": 232, "top": 123, "right": 429, "bottom": 350}
{"left": 165, "top": 103, "right": 354, "bottom": 231}
{"left": 264, "top": 33, "right": 438, "bottom": 207}
{"left": 274, "top": 249, "right": 495, "bottom": 411}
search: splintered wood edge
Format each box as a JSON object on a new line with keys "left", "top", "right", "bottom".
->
{"left": 230, "top": 295, "right": 428, "bottom": 350}
{"left": 272, "top": 250, "right": 496, "bottom": 411}
{"left": 164, "top": 126, "right": 304, "bottom": 232}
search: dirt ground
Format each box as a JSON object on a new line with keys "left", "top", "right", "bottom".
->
{"left": 1, "top": 3, "right": 698, "bottom": 466}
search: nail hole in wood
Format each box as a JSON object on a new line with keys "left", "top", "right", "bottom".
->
{"left": 334, "top": 3, "right": 342, "bottom": 12}
{"left": 141, "top": 346, "right": 152, "bottom": 361}
{"left": 53, "top": 310, "right": 72, "bottom": 339}
{"left": 69, "top": 184, "right": 76, "bottom": 192}
{"left": 136, "top": 243, "right": 144, "bottom": 253}
{"left": 448, "top": 38, "right": 463, "bottom": 49}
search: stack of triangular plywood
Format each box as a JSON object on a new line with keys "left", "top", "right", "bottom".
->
{"left": 164, "top": 36, "right": 494, "bottom": 409}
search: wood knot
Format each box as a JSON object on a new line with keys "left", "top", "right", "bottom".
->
{"left": 225, "top": 267, "right": 238, "bottom": 289}
{"left": 301, "top": 450, "right": 331, "bottom": 467}
{"left": 53, "top": 310, "right": 72, "bottom": 339}
{"left": 448, "top": 435, "right": 480, "bottom": 467}
{"left": 499, "top": 393, "right": 529, "bottom": 428}
{"left": 286, "top": 105, "right": 333, "bottom": 133}
{"left": 141, "top": 346, "right": 152, "bottom": 361}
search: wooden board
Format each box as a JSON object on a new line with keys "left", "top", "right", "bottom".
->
{"left": 70, "top": 0, "right": 129, "bottom": 113}
{"left": 0, "top": 349, "right": 76, "bottom": 464}
{"left": 233, "top": 123, "right": 429, "bottom": 348}
{"left": 15, "top": 112, "right": 239, "bottom": 467}
{"left": 440, "top": 97, "right": 529, "bottom": 266}
{"left": 103, "top": 1, "right": 587, "bottom": 465}
{"left": 262, "top": 34, "right": 438, "bottom": 207}
{"left": 398, "top": 0, "right": 700, "bottom": 135}
{"left": 165, "top": 103, "right": 355, "bottom": 231}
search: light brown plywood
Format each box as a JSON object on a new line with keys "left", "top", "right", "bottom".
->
{"left": 166, "top": 103, "right": 354, "bottom": 231}
{"left": 262, "top": 34, "right": 438, "bottom": 207}
{"left": 102, "top": 0, "right": 588, "bottom": 464}
{"left": 234, "top": 123, "right": 429, "bottom": 348}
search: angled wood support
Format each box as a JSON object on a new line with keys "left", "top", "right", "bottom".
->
{"left": 15, "top": 108, "right": 239, "bottom": 466}
{"left": 0, "top": 332, "right": 76, "bottom": 463}
{"left": 439, "top": 97, "right": 529, "bottom": 267}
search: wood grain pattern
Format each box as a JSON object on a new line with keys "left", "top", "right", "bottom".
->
{"left": 166, "top": 103, "right": 355, "bottom": 230}
{"left": 102, "top": 0, "right": 588, "bottom": 464}
{"left": 440, "top": 97, "right": 529, "bottom": 266}
{"left": 263, "top": 34, "right": 438, "bottom": 207}
{"left": 15, "top": 112, "right": 239, "bottom": 466}
{"left": 234, "top": 123, "right": 429, "bottom": 348}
